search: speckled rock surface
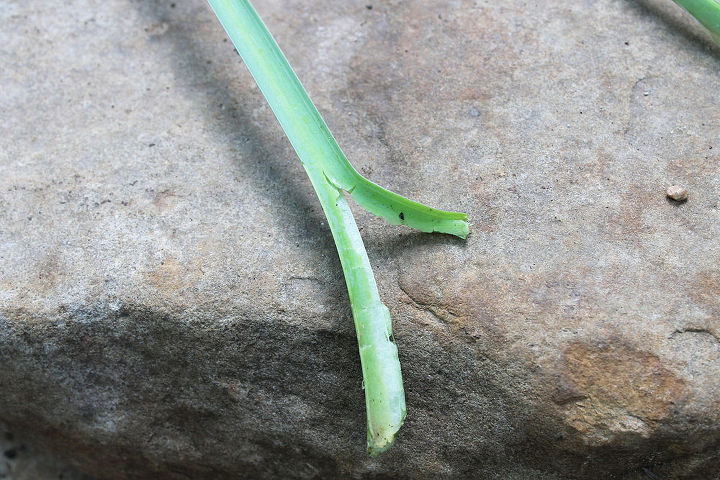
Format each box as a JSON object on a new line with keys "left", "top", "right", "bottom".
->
{"left": 0, "top": 427, "right": 95, "bottom": 480}
{"left": 1, "top": 0, "right": 719, "bottom": 478}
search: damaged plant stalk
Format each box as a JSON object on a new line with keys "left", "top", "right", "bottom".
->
{"left": 207, "top": 0, "right": 468, "bottom": 455}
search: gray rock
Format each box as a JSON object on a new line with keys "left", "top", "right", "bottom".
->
{"left": 0, "top": 427, "right": 95, "bottom": 480}
{"left": 1, "top": 0, "right": 719, "bottom": 478}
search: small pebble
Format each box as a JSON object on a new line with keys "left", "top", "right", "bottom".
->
{"left": 666, "top": 185, "right": 688, "bottom": 202}
{"left": 469, "top": 107, "right": 480, "bottom": 118}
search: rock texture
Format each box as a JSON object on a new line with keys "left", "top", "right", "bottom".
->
{"left": 0, "top": 427, "right": 94, "bottom": 480}
{"left": 1, "top": 0, "right": 719, "bottom": 478}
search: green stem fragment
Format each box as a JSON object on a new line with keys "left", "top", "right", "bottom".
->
{"left": 206, "top": 0, "right": 468, "bottom": 455}
{"left": 673, "top": 0, "right": 720, "bottom": 43}
{"left": 206, "top": 0, "right": 469, "bottom": 240}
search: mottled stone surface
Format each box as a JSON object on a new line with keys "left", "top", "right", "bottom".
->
{"left": 0, "top": 427, "right": 94, "bottom": 480}
{"left": 1, "top": 0, "right": 719, "bottom": 478}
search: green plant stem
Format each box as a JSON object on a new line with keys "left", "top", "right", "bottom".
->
{"left": 207, "top": 0, "right": 468, "bottom": 455}
{"left": 673, "top": 0, "right": 720, "bottom": 43}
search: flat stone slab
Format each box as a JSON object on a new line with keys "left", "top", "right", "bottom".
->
{"left": 1, "top": 0, "right": 719, "bottom": 478}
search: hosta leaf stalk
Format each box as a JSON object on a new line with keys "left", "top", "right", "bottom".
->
{"left": 207, "top": 0, "right": 469, "bottom": 455}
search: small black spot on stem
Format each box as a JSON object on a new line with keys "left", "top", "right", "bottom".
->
{"left": 399, "top": 212, "right": 404, "bottom": 220}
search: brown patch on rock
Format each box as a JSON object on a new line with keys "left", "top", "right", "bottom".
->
{"left": 558, "top": 342, "right": 686, "bottom": 447}
{"left": 147, "top": 258, "right": 186, "bottom": 293}
{"left": 552, "top": 376, "right": 587, "bottom": 406}
{"left": 690, "top": 270, "right": 720, "bottom": 319}
{"left": 605, "top": 188, "right": 659, "bottom": 238}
